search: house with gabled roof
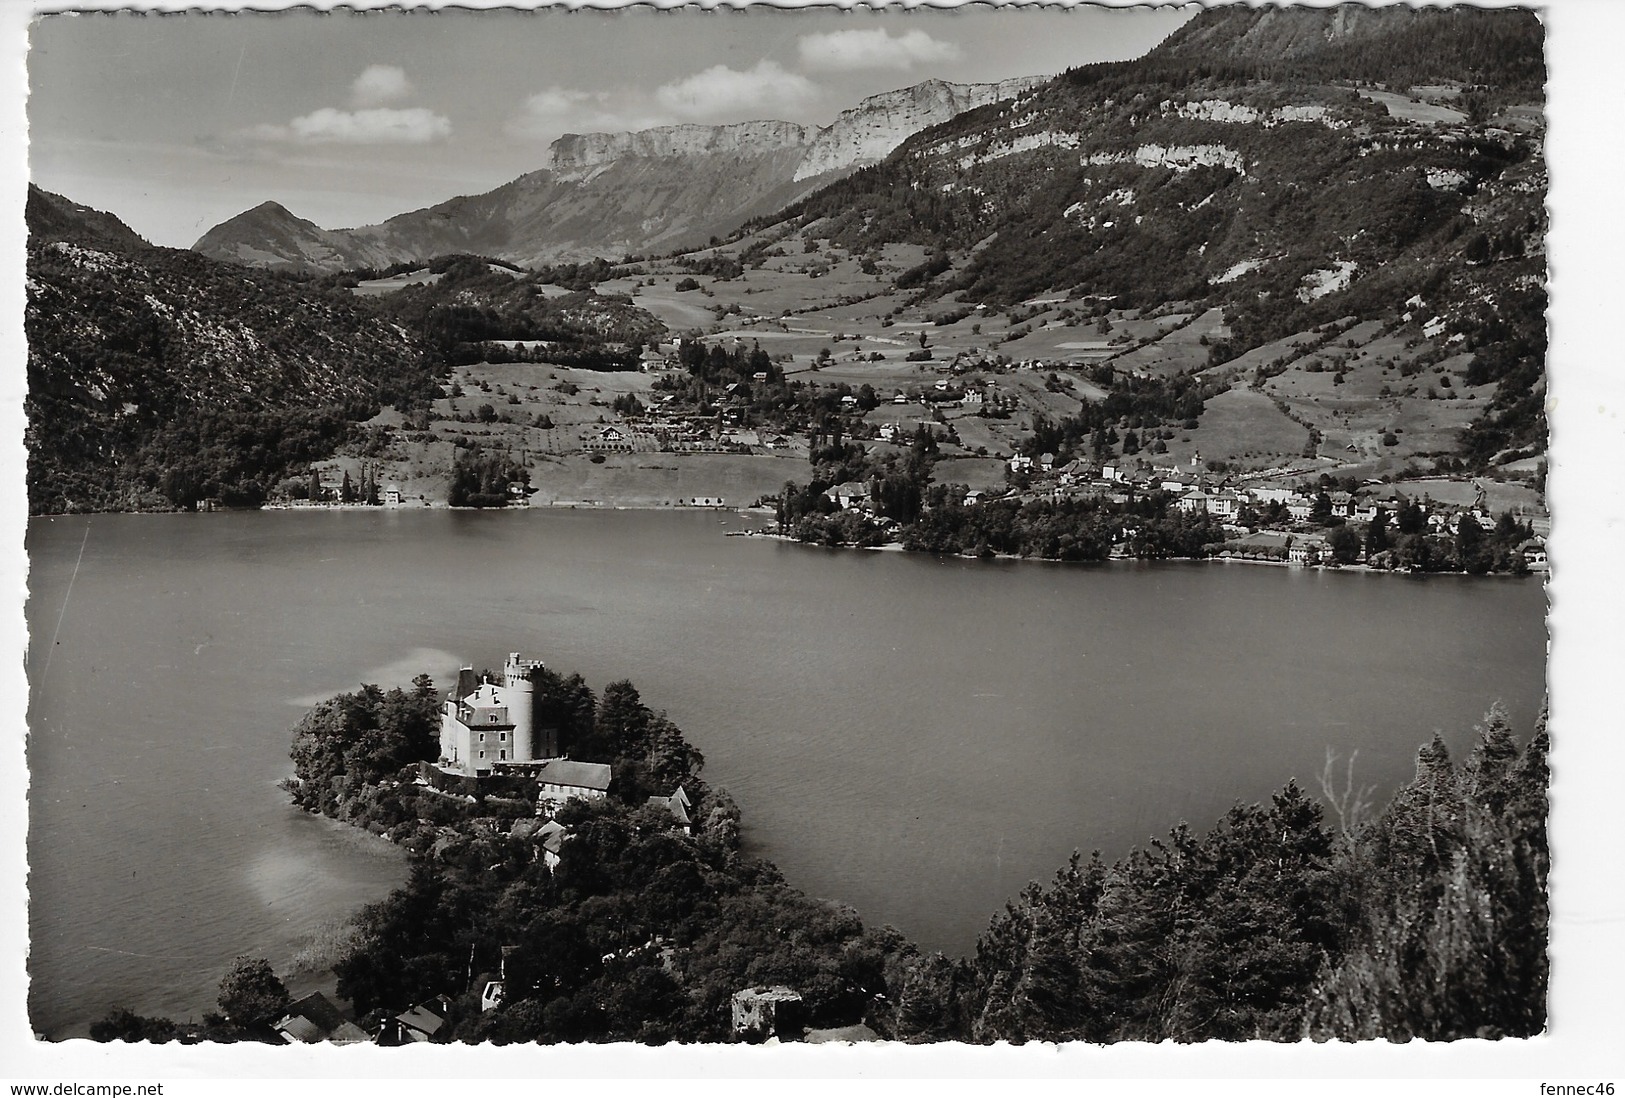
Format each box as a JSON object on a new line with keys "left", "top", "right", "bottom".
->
{"left": 827, "top": 481, "right": 870, "bottom": 510}
{"left": 1289, "top": 536, "right": 1327, "bottom": 565}
{"left": 273, "top": 992, "right": 369, "bottom": 1046}
{"left": 645, "top": 786, "right": 693, "bottom": 832}
{"left": 534, "top": 758, "right": 613, "bottom": 809}
{"left": 377, "top": 995, "right": 455, "bottom": 1045}
{"left": 535, "top": 819, "right": 569, "bottom": 869}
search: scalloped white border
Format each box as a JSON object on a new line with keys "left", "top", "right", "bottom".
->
{"left": 2, "top": 2, "right": 1617, "bottom": 1089}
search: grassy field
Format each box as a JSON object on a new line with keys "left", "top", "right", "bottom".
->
{"left": 332, "top": 209, "right": 1540, "bottom": 513}
{"left": 1261, "top": 329, "right": 1496, "bottom": 470}
{"left": 1170, "top": 388, "right": 1313, "bottom": 472}
{"left": 351, "top": 269, "right": 442, "bottom": 296}
{"left": 1103, "top": 307, "right": 1228, "bottom": 378}
{"left": 1382, "top": 476, "right": 1544, "bottom": 516}
{"left": 523, "top": 451, "right": 809, "bottom": 508}
{"left": 1357, "top": 88, "right": 1468, "bottom": 125}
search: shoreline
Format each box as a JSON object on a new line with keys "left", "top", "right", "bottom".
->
{"left": 744, "top": 527, "right": 1545, "bottom": 578}
{"left": 32, "top": 505, "right": 1547, "bottom": 579}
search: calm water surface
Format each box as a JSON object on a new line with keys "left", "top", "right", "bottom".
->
{"left": 25, "top": 509, "right": 1548, "bottom": 1037}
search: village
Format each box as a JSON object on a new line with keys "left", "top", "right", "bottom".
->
{"left": 272, "top": 330, "right": 1548, "bottom": 574}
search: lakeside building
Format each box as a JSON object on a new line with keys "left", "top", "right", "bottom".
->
{"left": 273, "top": 992, "right": 370, "bottom": 1045}
{"left": 439, "top": 653, "right": 557, "bottom": 776}
{"left": 437, "top": 651, "right": 618, "bottom": 811}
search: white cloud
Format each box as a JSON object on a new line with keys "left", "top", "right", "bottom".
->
{"left": 505, "top": 86, "right": 664, "bottom": 140}
{"left": 521, "top": 86, "right": 607, "bottom": 120}
{"left": 350, "top": 64, "right": 413, "bottom": 108}
{"left": 798, "top": 28, "right": 962, "bottom": 72}
{"left": 654, "top": 61, "right": 817, "bottom": 120}
{"left": 251, "top": 107, "right": 452, "bottom": 146}
{"left": 245, "top": 65, "right": 448, "bottom": 146}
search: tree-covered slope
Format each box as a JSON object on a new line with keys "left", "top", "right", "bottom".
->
{"left": 1149, "top": 4, "right": 1544, "bottom": 100}
{"left": 341, "top": 254, "right": 668, "bottom": 370}
{"left": 25, "top": 186, "right": 442, "bottom": 513}
{"left": 954, "top": 707, "right": 1548, "bottom": 1044}
{"left": 754, "top": 4, "right": 1546, "bottom": 467}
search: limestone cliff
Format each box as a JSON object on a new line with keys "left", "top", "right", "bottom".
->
{"left": 549, "top": 121, "right": 820, "bottom": 177}
{"left": 193, "top": 77, "right": 1044, "bottom": 271}
{"left": 793, "top": 77, "right": 1045, "bottom": 181}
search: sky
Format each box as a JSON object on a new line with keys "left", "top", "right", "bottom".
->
{"left": 26, "top": 3, "right": 1194, "bottom": 248}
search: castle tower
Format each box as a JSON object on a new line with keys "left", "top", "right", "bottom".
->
{"left": 503, "top": 652, "right": 548, "bottom": 761}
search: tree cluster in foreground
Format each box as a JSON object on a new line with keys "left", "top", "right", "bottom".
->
{"left": 960, "top": 706, "right": 1547, "bottom": 1042}
{"left": 92, "top": 679, "right": 1546, "bottom": 1045}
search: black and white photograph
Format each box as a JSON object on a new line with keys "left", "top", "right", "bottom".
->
{"left": 5, "top": 0, "right": 1621, "bottom": 1086}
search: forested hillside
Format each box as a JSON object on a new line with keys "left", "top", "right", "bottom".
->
{"left": 24, "top": 186, "right": 442, "bottom": 513}
{"left": 337, "top": 255, "right": 668, "bottom": 370}
{"left": 960, "top": 707, "right": 1547, "bottom": 1043}
{"left": 754, "top": 5, "right": 1547, "bottom": 468}
{"left": 1149, "top": 4, "right": 1544, "bottom": 101}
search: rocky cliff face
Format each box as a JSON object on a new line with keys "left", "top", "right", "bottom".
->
{"left": 193, "top": 77, "right": 1043, "bottom": 272}
{"left": 793, "top": 76, "right": 1046, "bottom": 181}
{"left": 550, "top": 121, "right": 820, "bottom": 176}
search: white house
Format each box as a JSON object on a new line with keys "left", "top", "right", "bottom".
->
{"left": 1289, "top": 536, "right": 1326, "bottom": 564}
{"left": 645, "top": 787, "right": 693, "bottom": 833}
{"left": 1209, "top": 490, "right": 1244, "bottom": 520}
{"left": 534, "top": 759, "right": 613, "bottom": 809}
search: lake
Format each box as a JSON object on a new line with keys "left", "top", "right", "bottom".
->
{"left": 24, "top": 508, "right": 1549, "bottom": 1038}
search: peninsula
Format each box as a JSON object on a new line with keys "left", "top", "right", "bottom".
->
{"left": 88, "top": 652, "right": 1549, "bottom": 1045}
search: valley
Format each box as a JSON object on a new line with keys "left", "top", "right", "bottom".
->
{"left": 319, "top": 203, "right": 1544, "bottom": 541}
{"left": 27, "top": 4, "right": 1549, "bottom": 561}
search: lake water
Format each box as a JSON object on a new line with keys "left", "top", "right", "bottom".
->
{"left": 24, "top": 509, "right": 1549, "bottom": 1039}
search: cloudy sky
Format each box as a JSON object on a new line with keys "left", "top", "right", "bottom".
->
{"left": 27, "top": 3, "right": 1193, "bottom": 248}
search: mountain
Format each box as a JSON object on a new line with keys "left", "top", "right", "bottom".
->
{"left": 26, "top": 188, "right": 440, "bottom": 514}
{"left": 191, "top": 199, "right": 403, "bottom": 273}
{"left": 1149, "top": 4, "right": 1545, "bottom": 93}
{"left": 792, "top": 77, "right": 1043, "bottom": 182}
{"left": 759, "top": 3, "right": 1545, "bottom": 464}
{"left": 192, "top": 76, "right": 1046, "bottom": 273}
{"left": 25, "top": 184, "right": 150, "bottom": 252}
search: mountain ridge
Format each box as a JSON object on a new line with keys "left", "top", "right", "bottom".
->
{"left": 192, "top": 75, "right": 1049, "bottom": 272}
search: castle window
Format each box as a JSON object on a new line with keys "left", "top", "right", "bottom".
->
{"left": 479, "top": 733, "right": 485, "bottom": 743}
{"left": 499, "top": 732, "right": 507, "bottom": 741}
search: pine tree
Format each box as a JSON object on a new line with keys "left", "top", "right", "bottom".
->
{"left": 1305, "top": 710, "right": 1549, "bottom": 1040}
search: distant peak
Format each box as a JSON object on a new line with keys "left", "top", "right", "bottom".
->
{"left": 245, "top": 200, "right": 304, "bottom": 220}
